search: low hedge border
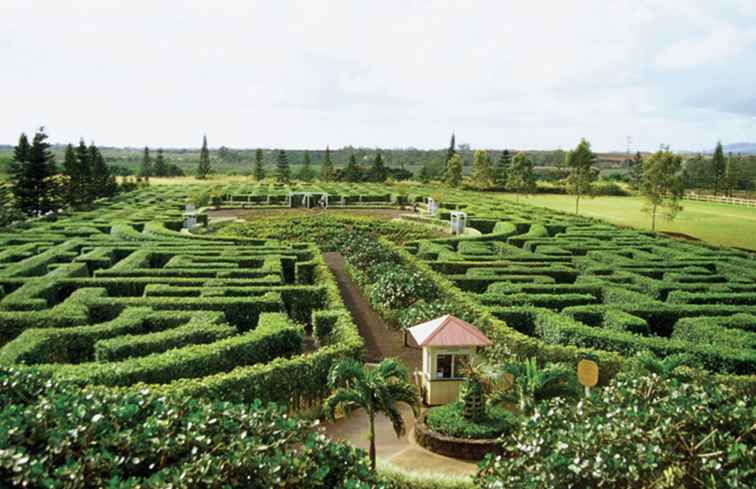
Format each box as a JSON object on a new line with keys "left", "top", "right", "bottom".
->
{"left": 414, "top": 411, "right": 502, "bottom": 461}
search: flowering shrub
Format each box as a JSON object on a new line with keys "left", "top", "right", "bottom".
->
{"left": 475, "top": 374, "right": 755, "bottom": 488}
{"left": 398, "top": 300, "right": 475, "bottom": 330}
{"left": 0, "top": 367, "right": 379, "bottom": 488}
{"left": 369, "top": 265, "right": 439, "bottom": 310}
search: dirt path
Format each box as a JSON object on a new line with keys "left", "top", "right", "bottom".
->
{"left": 323, "top": 252, "right": 421, "bottom": 371}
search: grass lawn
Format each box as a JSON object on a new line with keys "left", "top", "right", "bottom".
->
{"left": 497, "top": 193, "right": 756, "bottom": 251}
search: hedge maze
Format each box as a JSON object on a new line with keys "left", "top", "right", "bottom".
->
{"left": 408, "top": 197, "right": 756, "bottom": 382}
{"left": 0, "top": 190, "right": 362, "bottom": 407}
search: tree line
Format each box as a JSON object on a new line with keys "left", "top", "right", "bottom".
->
{"left": 3, "top": 127, "right": 127, "bottom": 225}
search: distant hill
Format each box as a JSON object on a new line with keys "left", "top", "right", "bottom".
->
{"left": 704, "top": 143, "right": 756, "bottom": 155}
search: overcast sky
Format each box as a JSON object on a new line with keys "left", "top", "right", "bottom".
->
{"left": 3, "top": 1, "right": 756, "bottom": 152}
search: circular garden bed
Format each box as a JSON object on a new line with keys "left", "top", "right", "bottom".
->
{"left": 415, "top": 402, "right": 519, "bottom": 460}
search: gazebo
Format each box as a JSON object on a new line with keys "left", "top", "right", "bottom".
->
{"left": 407, "top": 315, "right": 491, "bottom": 406}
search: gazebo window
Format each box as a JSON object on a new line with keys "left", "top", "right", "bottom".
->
{"left": 436, "top": 353, "right": 469, "bottom": 379}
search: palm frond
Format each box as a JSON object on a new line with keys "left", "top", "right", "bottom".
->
{"left": 328, "top": 357, "right": 366, "bottom": 388}
{"left": 323, "top": 388, "right": 364, "bottom": 421}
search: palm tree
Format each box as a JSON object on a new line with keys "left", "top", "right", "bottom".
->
{"left": 323, "top": 358, "right": 420, "bottom": 471}
{"left": 627, "top": 351, "right": 700, "bottom": 381}
{"left": 492, "top": 357, "right": 576, "bottom": 415}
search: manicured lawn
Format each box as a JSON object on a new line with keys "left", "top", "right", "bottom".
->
{"left": 497, "top": 193, "right": 756, "bottom": 251}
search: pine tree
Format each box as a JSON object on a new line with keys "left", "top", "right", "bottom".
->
{"left": 253, "top": 148, "right": 265, "bottom": 180}
{"left": 197, "top": 135, "right": 211, "bottom": 179}
{"left": 153, "top": 149, "right": 167, "bottom": 177}
{"left": 628, "top": 151, "right": 644, "bottom": 189}
{"left": 140, "top": 147, "right": 152, "bottom": 179}
{"left": 344, "top": 153, "right": 360, "bottom": 182}
{"left": 8, "top": 133, "right": 31, "bottom": 215}
{"left": 92, "top": 146, "right": 110, "bottom": 198}
{"left": 565, "top": 138, "right": 598, "bottom": 214}
{"left": 276, "top": 149, "right": 290, "bottom": 183}
{"left": 712, "top": 141, "right": 725, "bottom": 195}
{"left": 471, "top": 150, "right": 494, "bottom": 188}
{"left": 320, "top": 146, "right": 334, "bottom": 181}
{"left": 724, "top": 153, "right": 737, "bottom": 197}
{"left": 445, "top": 153, "right": 464, "bottom": 187}
{"left": 418, "top": 163, "right": 431, "bottom": 183}
{"left": 641, "top": 149, "right": 685, "bottom": 231}
{"left": 508, "top": 152, "right": 536, "bottom": 201}
{"left": 367, "top": 151, "right": 388, "bottom": 182}
{"left": 297, "top": 151, "right": 314, "bottom": 181}
{"left": 446, "top": 133, "right": 456, "bottom": 164}
{"left": 23, "top": 128, "right": 57, "bottom": 215}
{"left": 495, "top": 150, "right": 511, "bottom": 187}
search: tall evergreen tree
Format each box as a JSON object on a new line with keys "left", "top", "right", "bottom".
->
{"left": 8, "top": 133, "right": 31, "bottom": 215}
{"left": 276, "top": 149, "right": 290, "bottom": 183}
{"left": 367, "top": 151, "right": 388, "bottom": 182}
{"left": 23, "top": 128, "right": 57, "bottom": 215}
{"left": 92, "top": 146, "right": 110, "bottom": 197}
{"left": 712, "top": 141, "right": 725, "bottom": 195}
{"left": 140, "top": 147, "right": 153, "bottom": 178}
{"left": 320, "top": 146, "right": 334, "bottom": 181}
{"left": 253, "top": 148, "right": 265, "bottom": 180}
{"left": 508, "top": 152, "right": 536, "bottom": 201}
{"left": 471, "top": 150, "right": 494, "bottom": 188}
{"left": 73, "top": 139, "right": 93, "bottom": 206}
{"left": 565, "top": 138, "right": 598, "bottom": 214}
{"left": 641, "top": 149, "right": 685, "bottom": 231}
{"left": 197, "top": 135, "right": 211, "bottom": 179}
{"left": 445, "top": 153, "right": 464, "bottom": 187}
{"left": 628, "top": 151, "right": 644, "bottom": 189}
{"left": 495, "top": 150, "right": 511, "bottom": 187}
{"left": 446, "top": 133, "right": 456, "bottom": 164}
{"left": 418, "top": 163, "right": 431, "bottom": 183}
{"left": 724, "top": 153, "right": 738, "bottom": 197}
{"left": 153, "top": 149, "right": 167, "bottom": 177}
{"left": 344, "top": 153, "right": 360, "bottom": 182}
{"left": 297, "top": 151, "right": 314, "bottom": 181}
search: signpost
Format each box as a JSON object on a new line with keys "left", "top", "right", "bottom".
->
{"left": 577, "top": 359, "right": 598, "bottom": 397}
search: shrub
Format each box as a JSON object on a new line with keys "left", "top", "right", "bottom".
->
{"left": 369, "top": 265, "right": 439, "bottom": 310}
{"left": 0, "top": 367, "right": 378, "bottom": 488}
{"left": 426, "top": 401, "right": 520, "bottom": 440}
{"left": 476, "top": 375, "right": 755, "bottom": 488}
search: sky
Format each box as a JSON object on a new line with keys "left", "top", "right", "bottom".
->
{"left": 2, "top": 1, "right": 756, "bottom": 152}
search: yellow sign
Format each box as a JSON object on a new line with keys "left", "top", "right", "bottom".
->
{"left": 577, "top": 359, "right": 599, "bottom": 387}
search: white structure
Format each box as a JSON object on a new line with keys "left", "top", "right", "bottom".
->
{"left": 450, "top": 211, "right": 467, "bottom": 235}
{"left": 286, "top": 192, "right": 328, "bottom": 208}
{"left": 182, "top": 204, "right": 197, "bottom": 229}
{"left": 407, "top": 315, "right": 491, "bottom": 405}
{"left": 427, "top": 197, "right": 438, "bottom": 216}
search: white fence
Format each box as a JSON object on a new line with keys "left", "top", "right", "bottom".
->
{"left": 684, "top": 193, "right": 756, "bottom": 208}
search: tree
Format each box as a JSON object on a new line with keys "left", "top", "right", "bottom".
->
{"left": 724, "top": 153, "right": 737, "bottom": 197}
{"left": 367, "top": 151, "right": 388, "bottom": 182}
{"left": 0, "top": 180, "right": 23, "bottom": 227}
{"left": 323, "top": 358, "right": 420, "bottom": 471}
{"left": 492, "top": 357, "right": 576, "bottom": 415}
{"left": 418, "top": 163, "right": 431, "bottom": 183}
{"left": 495, "top": 150, "right": 511, "bottom": 187}
{"left": 61, "top": 144, "right": 78, "bottom": 206}
{"left": 471, "top": 150, "right": 494, "bottom": 188}
{"left": 343, "top": 153, "right": 360, "bottom": 182}
{"left": 640, "top": 149, "right": 685, "bottom": 231}
{"left": 507, "top": 152, "right": 536, "bottom": 200}
{"left": 253, "top": 148, "right": 265, "bottom": 180}
{"left": 153, "top": 149, "right": 167, "bottom": 177}
{"left": 75, "top": 139, "right": 93, "bottom": 205}
{"left": 91, "top": 144, "right": 110, "bottom": 198}
{"left": 14, "top": 128, "right": 57, "bottom": 215}
{"left": 276, "top": 149, "right": 290, "bottom": 183}
{"left": 565, "top": 138, "right": 598, "bottom": 214}
{"left": 197, "top": 135, "right": 211, "bottom": 179}
{"left": 297, "top": 150, "right": 314, "bottom": 181}
{"left": 445, "top": 153, "right": 463, "bottom": 187}
{"left": 446, "top": 133, "right": 456, "bottom": 164}
{"left": 712, "top": 141, "right": 725, "bottom": 195}
{"left": 140, "top": 146, "right": 152, "bottom": 179}
{"left": 628, "top": 151, "right": 644, "bottom": 189}
{"left": 320, "top": 146, "right": 334, "bottom": 181}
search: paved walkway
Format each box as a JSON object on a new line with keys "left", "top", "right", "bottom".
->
{"left": 323, "top": 404, "right": 478, "bottom": 477}
{"left": 322, "top": 252, "right": 476, "bottom": 477}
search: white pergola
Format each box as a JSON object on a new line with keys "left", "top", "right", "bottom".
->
{"left": 286, "top": 192, "right": 329, "bottom": 208}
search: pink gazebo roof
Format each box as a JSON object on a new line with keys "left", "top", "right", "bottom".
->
{"left": 408, "top": 314, "right": 491, "bottom": 347}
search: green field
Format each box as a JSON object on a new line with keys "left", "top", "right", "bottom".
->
{"left": 497, "top": 193, "right": 756, "bottom": 251}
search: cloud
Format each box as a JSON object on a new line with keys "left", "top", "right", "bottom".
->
{"left": 1, "top": 0, "right": 756, "bottom": 151}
